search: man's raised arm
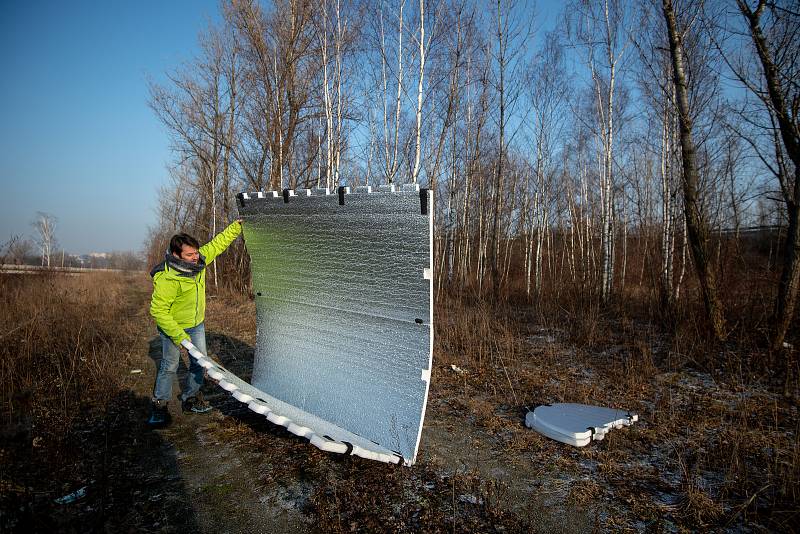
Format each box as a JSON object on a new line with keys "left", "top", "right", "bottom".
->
{"left": 199, "top": 220, "right": 242, "bottom": 264}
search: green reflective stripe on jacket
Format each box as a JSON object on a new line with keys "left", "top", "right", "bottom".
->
{"left": 149, "top": 221, "right": 242, "bottom": 346}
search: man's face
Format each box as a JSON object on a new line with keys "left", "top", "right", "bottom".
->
{"left": 175, "top": 244, "right": 200, "bottom": 264}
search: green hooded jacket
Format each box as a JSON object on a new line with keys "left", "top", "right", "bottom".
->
{"left": 149, "top": 221, "right": 242, "bottom": 346}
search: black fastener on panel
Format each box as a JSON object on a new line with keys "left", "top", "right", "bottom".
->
{"left": 338, "top": 186, "right": 346, "bottom": 205}
{"left": 419, "top": 188, "right": 429, "bottom": 215}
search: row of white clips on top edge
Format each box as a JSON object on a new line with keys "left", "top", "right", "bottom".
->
{"left": 180, "top": 339, "right": 410, "bottom": 466}
{"left": 240, "top": 183, "right": 420, "bottom": 200}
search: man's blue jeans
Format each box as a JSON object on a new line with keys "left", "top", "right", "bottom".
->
{"left": 153, "top": 323, "right": 206, "bottom": 403}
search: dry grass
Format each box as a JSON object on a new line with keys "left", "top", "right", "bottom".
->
{"left": 432, "top": 281, "right": 799, "bottom": 531}
{"left": 0, "top": 273, "right": 142, "bottom": 439}
{"left": 142, "top": 266, "right": 800, "bottom": 530}
{"left": 1, "top": 263, "right": 797, "bottom": 532}
{"left": 0, "top": 272, "right": 158, "bottom": 532}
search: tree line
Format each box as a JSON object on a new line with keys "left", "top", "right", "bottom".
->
{"left": 1, "top": 212, "right": 144, "bottom": 271}
{"left": 148, "top": 0, "right": 799, "bottom": 351}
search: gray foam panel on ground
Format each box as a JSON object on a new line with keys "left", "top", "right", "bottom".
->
{"left": 236, "top": 188, "right": 433, "bottom": 464}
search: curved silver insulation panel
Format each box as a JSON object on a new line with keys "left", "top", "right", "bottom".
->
{"left": 206, "top": 186, "right": 433, "bottom": 465}
{"left": 182, "top": 338, "right": 406, "bottom": 464}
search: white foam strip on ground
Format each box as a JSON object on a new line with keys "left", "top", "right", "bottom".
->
{"left": 181, "top": 340, "right": 407, "bottom": 465}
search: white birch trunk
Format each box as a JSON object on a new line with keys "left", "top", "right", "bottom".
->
{"left": 333, "top": 0, "right": 344, "bottom": 185}
{"left": 321, "top": 0, "right": 334, "bottom": 188}
{"left": 675, "top": 215, "right": 688, "bottom": 302}
{"left": 411, "top": 0, "right": 425, "bottom": 184}
{"left": 380, "top": 9, "right": 390, "bottom": 180}
{"left": 273, "top": 51, "right": 284, "bottom": 189}
{"left": 390, "top": 0, "right": 405, "bottom": 183}
{"left": 660, "top": 101, "right": 674, "bottom": 301}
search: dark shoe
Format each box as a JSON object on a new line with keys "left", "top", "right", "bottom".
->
{"left": 147, "top": 400, "right": 171, "bottom": 427}
{"left": 182, "top": 393, "right": 212, "bottom": 414}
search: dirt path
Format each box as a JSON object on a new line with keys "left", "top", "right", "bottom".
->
{"left": 124, "top": 278, "right": 313, "bottom": 533}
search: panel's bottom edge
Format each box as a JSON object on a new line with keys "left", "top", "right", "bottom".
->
{"left": 180, "top": 339, "right": 411, "bottom": 466}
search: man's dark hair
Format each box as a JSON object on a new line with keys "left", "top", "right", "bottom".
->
{"left": 169, "top": 233, "right": 200, "bottom": 256}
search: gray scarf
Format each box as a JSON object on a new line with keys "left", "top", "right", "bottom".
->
{"left": 150, "top": 252, "right": 206, "bottom": 278}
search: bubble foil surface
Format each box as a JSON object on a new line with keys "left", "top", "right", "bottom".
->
{"left": 238, "top": 189, "right": 433, "bottom": 463}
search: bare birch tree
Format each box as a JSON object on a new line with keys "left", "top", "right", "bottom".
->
{"left": 410, "top": 0, "right": 427, "bottom": 184}
{"left": 33, "top": 212, "right": 57, "bottom": 268}
{"left": 569, "top": 0, "right": 631, "bottom": 303}
{"left": 524, "top": 32, "right": 566, "bottom": 297}
{"left": 488, "top": 0, "right": 528, "bottom": 298}
{"left": 661, "top": 0, "right": 727, "bottom": 340}
{"left": 730, "top": 0, "right": 800, "bottom": 350}
{"left": 378, "top": 0, "right": 407, "bottom": 184}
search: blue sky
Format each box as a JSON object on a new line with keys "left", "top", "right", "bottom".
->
{"left": 0, "top": 0, "right": 221, "bottom": 254}
{"left": 0, "top": 0, "right": 565, "bottom": 255}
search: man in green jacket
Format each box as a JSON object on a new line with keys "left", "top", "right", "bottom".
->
{"left": 147, "top": 220, "right": 243, "bottom": 426}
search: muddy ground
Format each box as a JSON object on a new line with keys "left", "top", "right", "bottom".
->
{"left": 1, "top": 273, "right": 797, "bottom": 532}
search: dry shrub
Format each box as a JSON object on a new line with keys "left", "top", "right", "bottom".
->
{"left": 205, "top": 285, "right": 257, "bottom": 342}
{"left": 434, "top": 293, "right": 523, "bottom": 375}
{"left": 434, "top": 242, "right": 796, "bottom": 531}
{"left": 565, "top": 300, "right": 606, "bottom": 349}
{"left": 708, "top": 423, "right": 800, "bottom": 522}
{"left": 678, "top": 474, "right": 725, "bottom": 526}
{"left": 0, "top": 272, "right": 138, "bottom": 441}
{"left": 603, "top": 339, "right": 660, "bottom": 394}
